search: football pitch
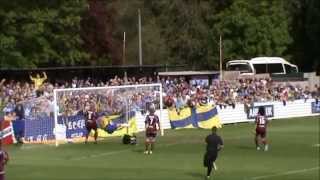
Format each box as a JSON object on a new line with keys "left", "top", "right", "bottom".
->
{"left": 7, "top": 116, "right": 319, "bottom": 180}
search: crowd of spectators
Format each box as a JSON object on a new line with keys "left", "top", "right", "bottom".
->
{"left": 162, "top": 76, "right": 320, "bottom": 114}
{"left": 0, "top": 72, "right": 319, "bottom": 119}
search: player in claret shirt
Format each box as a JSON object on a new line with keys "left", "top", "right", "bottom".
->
{"left": 144, "top": 105, "right": 160, "bottom": 155}
{"left": 84, "top": 105, "right": 98, "bottom": 144}
{"left": 255, "top": 107, "right": 269, "bottom": 151}
{"left": 0, "top": 140, "right": 9, "bottom": 180}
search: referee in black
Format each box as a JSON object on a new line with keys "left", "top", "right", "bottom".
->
{"left": 203, "top": 127, "right": 224, "bottom": 179}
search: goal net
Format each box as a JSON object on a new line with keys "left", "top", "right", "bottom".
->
{"left": 52, "top": 83, "right": 163, "bottom": 146}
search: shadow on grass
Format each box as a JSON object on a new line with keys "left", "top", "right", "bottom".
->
{"left": 131, "top": 148, "right": 144, "bottom": 153}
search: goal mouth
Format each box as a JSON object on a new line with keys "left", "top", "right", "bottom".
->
{"left": 48, "top": 83, "right": 164, "bottom": 146}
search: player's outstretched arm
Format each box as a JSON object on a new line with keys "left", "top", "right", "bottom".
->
{"left": 217, "top": 144, "right": 224, "bottom": 151}
{"left": 157, "top": 120, "right": 161, "bottom": 131}
{"left": 144, "top": 115, "right": 149, "bottom": 130}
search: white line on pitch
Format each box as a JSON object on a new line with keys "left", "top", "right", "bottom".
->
{"left": 71, "top": 135, "right": 250, "bottom": 161}
{"left": 72, "top": 149, "right": 130, "bottom": 161}
{"left": 20, "top": 144, "right": 55, "bottom": 150}
{"left": 249, "top": 166, "right": 320, "bottom": 180}
{"left": 312, "top": 143, "right": 320, "bottom": 147}
{"left": 70, "top": 141, "right": 182, "bottom": 161}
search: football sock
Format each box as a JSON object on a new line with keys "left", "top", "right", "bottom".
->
{"left": 94, "top": 131, "right": 98, "bottom": 142}
{"left": 207, "top": 164, "right": 213, "bottom": 177}
{"left": 145, "top": 143, "right": 148, "bottom": 151}
{"left": 213, "top": 162, "right": 218, "bottom": 170}
{"left": 255, "top": 137, "right": 259, "bottom": 147}
{"left": 262, "top": 139, "right": 267, "bottom": 144}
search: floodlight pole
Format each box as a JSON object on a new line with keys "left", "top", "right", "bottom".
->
{"left": 138, "top": 9, "right": 143, "bottom": 67}
{"left": 219, "top": 35, "right": 223, "bottom": 81}
{"left": 123, "top": 32, "right": 127, "bottom": 80}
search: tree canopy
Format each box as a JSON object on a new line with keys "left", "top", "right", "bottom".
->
{"left": 0, "top": 0, "right": 319, "bottom": 72}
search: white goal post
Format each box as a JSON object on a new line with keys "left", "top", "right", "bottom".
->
{"left": 53, "top": 83, "right": 163, "bottom": 146}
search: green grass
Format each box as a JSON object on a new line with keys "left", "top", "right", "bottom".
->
{"left": 6, "top": 116, "right": 320, "bottom": 180}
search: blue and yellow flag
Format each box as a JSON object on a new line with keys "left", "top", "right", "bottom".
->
{"left": 168, "top": 105, "right": 222, "bottom": 129}
{"left": 195, "top": 105, "right": 222, "bottom": 129}
{"left": 168, "top": 107, "right": 194, "bottom": 129}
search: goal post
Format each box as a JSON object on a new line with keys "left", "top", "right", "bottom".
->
{"left": 53, "top": 83, "right": 163, "bottom": 146}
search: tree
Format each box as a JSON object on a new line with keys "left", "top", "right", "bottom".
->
{"left": 211, "top": 0, "right": 292, "bottom": 69}
{"left": 106, "top": 0, "right": 170, "bottom": 66}
{"left": 149, "top": 0, "right": 211, "bottom": 69}
{"left": 0, "top": 0, "right": 317, "bottom": 72}
{"left": 304, "top": 0, "right": 320, "bottom": 72}
{"left": 0, "top": 0, "right": 89, "bottom": 68}
{"left": 81, "top": 0, "right": 120, "bottom": 65}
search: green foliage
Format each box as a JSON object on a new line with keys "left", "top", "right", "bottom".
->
{"left": 0, "top": 0, "right": 89, "bottom": 68}
{"left": 211, "top": 0, "right": 292, "bottom": 67}
{"left": 305, "top": 0, "right": 320, "bottom": 72}
{"left": 0, "top": 0, "right": 319, "bottom": 71}
{"left": 150, "top": 0, "right": 211, "bottom": 69}
{"left": 285, "top": 0, "right": 320, "bottom": 72}
{"left": 110, "top": 0, "right": 169, "bottom": 66}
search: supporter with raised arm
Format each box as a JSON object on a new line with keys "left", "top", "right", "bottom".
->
{"left": 29, "top": 72, "right": 47, "bottom": 90}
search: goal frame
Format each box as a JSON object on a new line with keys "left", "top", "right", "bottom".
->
{"left": 53, "top": 83, "right": 163, "bottom": 146}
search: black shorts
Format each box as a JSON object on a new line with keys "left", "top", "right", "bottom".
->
{"left": 203, "top": 152, "right": 217, "bottom": 167}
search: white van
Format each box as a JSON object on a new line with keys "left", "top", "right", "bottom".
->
{"left": 226, "top": 57, "right": 298, "bottom": 75}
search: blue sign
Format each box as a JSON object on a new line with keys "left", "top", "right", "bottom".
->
{"left": 24, "top": 115, "right": 87, "bottom": 143}
{"left": 61, "top": 115, "right": 86, "bottom": 139}
{"left": 247, "top": 105, "right": 274, "bottom": 119}
{"left": 311, "top": 102, "right": 320, "bottom": 113}
{"left": 24, "top": 116, "right": 55, "bottom": 143}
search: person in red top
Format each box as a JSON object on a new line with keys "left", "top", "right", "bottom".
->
{"left": 0, "top": 141, "right": 9, "bottom": 180}
{"left": 144, "top": 105, "right": 160, "bottom": 155}
{"left": 84, "top": 105, "right": 98, "bottom": 144}
{"left": 255, "top": 106, "right": 269, "bottom": 151}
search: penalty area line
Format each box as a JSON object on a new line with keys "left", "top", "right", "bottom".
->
{"left": 249, "top": 166, "right": 320, "bottom": 180}
{"left": 17, "top": 135, "right": 252, "bottom": 161}
{"left": 71, "top": 135, "right": 251, "bottom": 161}
{"left": 20, "top": 143, "right": 56, "bottom": 150}
{"left": 70, "top": 140, "right": 183, "bottom": 161}
{"left": 71, "top": 149, "right": 130, "bottom": 161}
{"left": 312, "top": 143, "right": 320, "bottom": 148}
{"left": 70, "top": 141, "right": 180, "bottom": 161}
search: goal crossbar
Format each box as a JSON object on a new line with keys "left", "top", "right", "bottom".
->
{"left": 53, "top": 83, "right": 163, "bottom": 92}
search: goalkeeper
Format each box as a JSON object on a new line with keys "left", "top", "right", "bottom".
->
{"left": 103, "top": 117, "right": 129, "bottom": 134}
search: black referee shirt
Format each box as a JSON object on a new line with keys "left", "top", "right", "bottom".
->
{"left": 205, "top": 133, "right": 223, "bottom": 155}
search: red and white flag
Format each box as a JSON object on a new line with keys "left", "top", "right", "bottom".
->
{"left": 0, "top": 120, "right": 15, "bottom": 145}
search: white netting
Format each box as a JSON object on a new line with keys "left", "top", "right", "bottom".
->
{"left": 22, "top": 96, "right": 55, "bottom": 143}
{"left": 53, "top": 83, "right": 163, "bottom": 146}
